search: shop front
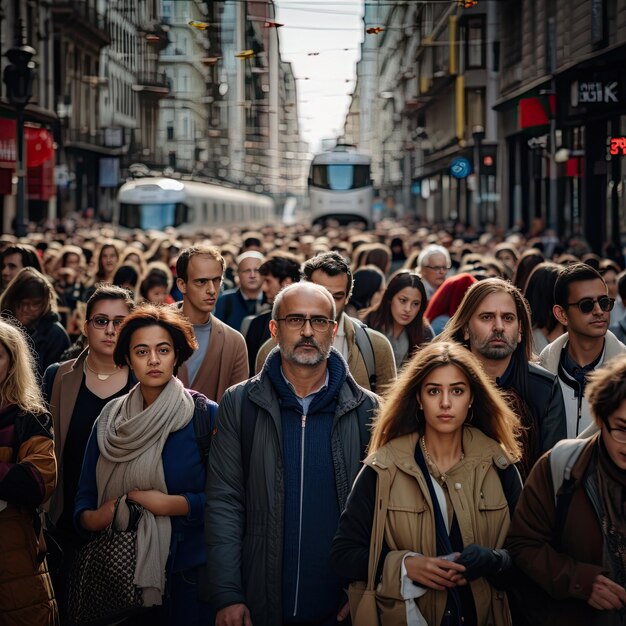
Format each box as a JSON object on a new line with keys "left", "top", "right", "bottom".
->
{"left": 0, "top": 116, "right": 56, "bottom": 233}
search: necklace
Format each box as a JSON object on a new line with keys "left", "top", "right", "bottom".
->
{"left": 420, "top": 436, "right": 464, "bottom": 483}
{"left": 84, "top": 357, "right": 121, "bottom": 381}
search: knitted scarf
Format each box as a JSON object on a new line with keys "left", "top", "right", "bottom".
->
{"left": 95, "top": 377, "right": 194, "bottom": 607}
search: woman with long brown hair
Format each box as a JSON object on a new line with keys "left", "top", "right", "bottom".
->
{"left": 331, "top": 341, "right": 522, "bottom": 626}
{"left": 364, "top": 270, "right": 433, "bottom": 369}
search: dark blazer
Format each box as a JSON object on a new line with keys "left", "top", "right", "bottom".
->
{"left": 245, "top": 311, "right": 271, "bottom": 374}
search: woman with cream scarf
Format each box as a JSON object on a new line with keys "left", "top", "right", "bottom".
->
{"left": 74, "top": 304, "right": 217, "bottom": 625}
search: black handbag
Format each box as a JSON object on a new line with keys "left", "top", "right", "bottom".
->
{"left": 66, "top": 496, "right": 145, "bottom": 626}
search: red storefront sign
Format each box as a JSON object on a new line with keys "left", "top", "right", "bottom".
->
{"left": 0, "top": 118, "right": 55, "bottom": 198}
{"left": 519, "top": 95, "right": 557, "bottom": 129}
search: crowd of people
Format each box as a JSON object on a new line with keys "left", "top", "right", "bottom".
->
{"left": 1, "top": 216, "right": 626, "bottom": 626}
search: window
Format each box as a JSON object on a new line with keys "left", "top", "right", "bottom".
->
{"left": 174, "top": 2, "right": 188, "bottom": 19}
{"left": 311, "top": 164, "right": 371, "bottom": 190}
{"left": 465, "top": 88, "right": 485, "bottom": 137}
{"left": 465, "top": 17, "right": 485, "bottom": 69}
{"left": 167, "top": 125, "right": 175, "bottom": 140}
{"left": 181, "top": 114, "right": 189, "bottom": 140}
{"left": 433, "top": 25, "right": 449, "bottom": 75}
{"left": 179, "top": 69, "right": 189, "bottom": 93}
{"left": 501, "top": 0, "right": 522, "bottom": 68}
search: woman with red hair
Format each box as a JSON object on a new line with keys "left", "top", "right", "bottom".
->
{"left": 425, "top": 273, "right": 477, "bottom": 336}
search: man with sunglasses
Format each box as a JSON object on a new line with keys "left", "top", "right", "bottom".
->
{"left": 539, "top": 263, "right": 626, "bottom": 438}
{"left": 205, "top": 282, "right": 378, "bottom": 626}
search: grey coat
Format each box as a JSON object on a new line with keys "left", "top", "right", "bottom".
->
{"left": 204, "top": 352, "right": 378, "bottom": 626}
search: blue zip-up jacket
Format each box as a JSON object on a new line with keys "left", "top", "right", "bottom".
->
{"left": 205, "top": 347, "right": 379, "bottom": 626}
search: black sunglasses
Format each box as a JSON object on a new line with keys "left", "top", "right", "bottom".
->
{"left": 565, "top": 296, "right": 615, "bottom": 314}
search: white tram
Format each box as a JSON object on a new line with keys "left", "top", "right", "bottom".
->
{"left": 115, "top": 177, "right": 275, "bottom": 232}
{"left": 308, "top": 145, "right": 374, "bottom": 227}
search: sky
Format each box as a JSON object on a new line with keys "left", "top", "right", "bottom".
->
{"left": 274, "top": 0, "right": 365, "bottom": 154}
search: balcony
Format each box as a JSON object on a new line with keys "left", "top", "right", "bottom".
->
{"left": 64, "top": 128, "right": 128, "bottom": 155}
{"left": 133, "top": 72, "right": 172, "bottom": 99}
{"left": 52, "top": 1, "right": 110, "bottom": 48}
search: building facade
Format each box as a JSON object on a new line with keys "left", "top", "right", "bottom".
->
{"left": 0, "top": 0, "right": 58, "bottom": 233}
{"left": 496, "top": 0, "right": 626, "bottom": 254}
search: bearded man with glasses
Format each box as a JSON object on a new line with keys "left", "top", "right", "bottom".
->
{"left": 205, "top": 282, "right": 378, "bottom": 626}
{"left": 539, "top": 263, "right": 626, "bottom": 438}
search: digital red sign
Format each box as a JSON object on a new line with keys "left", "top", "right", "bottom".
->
{"left": 609, "top": 136, "right": 626, "bottom": 156}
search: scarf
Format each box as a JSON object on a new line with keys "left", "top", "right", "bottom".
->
{"left": 95, "top": 377, "right": 194, "bottom": 607}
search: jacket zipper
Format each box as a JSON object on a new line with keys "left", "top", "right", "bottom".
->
{"left": 293, "top": 413, "right": 307, "bottom": 617}
{"left": 575, "top": 390, "right": 583, "bottom": 436}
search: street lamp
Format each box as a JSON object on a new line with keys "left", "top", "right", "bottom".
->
{"left": 3, "top": 43, "right": 36, "bottom": 238}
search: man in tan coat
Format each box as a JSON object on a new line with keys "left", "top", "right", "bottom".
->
{"left": 176, "top": 246, "right": 249, "bottom": 402}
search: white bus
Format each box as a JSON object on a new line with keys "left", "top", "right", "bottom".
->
{"left": 308, "top": 145, "right": 374, "bottom": 227}
{"left": 115, "top": 177, "right": 275, "bottom": 233}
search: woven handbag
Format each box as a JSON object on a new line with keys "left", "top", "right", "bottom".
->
{"left": 67, "top": 497, "right": 145, "bottom": 626}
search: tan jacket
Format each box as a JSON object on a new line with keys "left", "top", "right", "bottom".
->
{"left": 178, "top": 314, "right": 249, "bottom": 403}
{"left": 366, "top": 428, "right": 514, "bottom": 626}
{"left": 255, "top": 315, "right": 397, "bottom": 392}
{"left": 46, "top": 349, "right": 88, "bottom": 524}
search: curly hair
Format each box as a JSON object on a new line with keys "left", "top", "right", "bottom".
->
{"left": 113, "top": 303, "right": 198, "bottom": 374}
{"left": 586, "top": 354, "right": 626, "bottom": 428}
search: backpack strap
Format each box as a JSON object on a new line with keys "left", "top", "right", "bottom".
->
{"left": 549, "top": 438, "right": 588, "bottom": 502}
{"left": 191, "top": 393, "right": 217, "bottom": 466}
{"left": 351, "top": 317, "right": 377, "bottom": 393}
{"left": 548, "top": 438, "right": 588, "bottom": 547}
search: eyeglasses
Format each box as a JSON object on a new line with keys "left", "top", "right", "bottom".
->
{"left": 276, "top": 315, "right": 334, "bottom": 332}
{"left": 606, "top": 424, "right": 626, "bottom": 444}
{"left": 88, "top": 317, "right": 124, "bottom": 329}
{"left": 423, "top": 265, "right": 451, "bottom": 273}
{"left": 565, "top": 296, "right": 615, "bottom": 314}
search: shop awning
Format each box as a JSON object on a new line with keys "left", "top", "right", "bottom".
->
{"left": 0, "top": 118, "right": 55, "bottom": 199}
{"left": 0, "top": 118, "right": 55, "bottom": 168}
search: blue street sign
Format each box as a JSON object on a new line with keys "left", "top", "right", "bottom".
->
{"left": 450, "top": 157, "right": 472, "bottom": 179}
{"left": 411, "top": 181, "right": 421, "bottom": 195}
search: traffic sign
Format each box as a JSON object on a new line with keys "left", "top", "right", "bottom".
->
{"left": 450, "top": 157, "right": 472, "bottom": 179}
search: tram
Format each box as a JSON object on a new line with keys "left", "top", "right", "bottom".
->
{"left": 115, "top": 176, "right": 275, "bottom": 232}
{"left": 308, "top": 144, "right": 374, "bottom": 227}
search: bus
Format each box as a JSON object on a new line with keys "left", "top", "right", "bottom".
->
{"left": 308, "top": 144, "right": 374, "bottom": 227}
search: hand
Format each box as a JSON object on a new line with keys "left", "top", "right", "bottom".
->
{"left": 337, "top": 600, "right": 350, "bottom": 621}
{"left": 404, "top": 554, "right": 466, "bottom": 591}
{"left": 588, "top": 574, "right": 626, "bottom": 611}
{"left": 456, "top": 544, "right": 510, "bottom": 581}
{"left": 80, "top": 498, "right": 116, "bottom": 532}
{"left": 127, "top": 489, "right": 189, "bottom": 516}
{"left": 216, "top": 603, "right": 253, "bottom": 626}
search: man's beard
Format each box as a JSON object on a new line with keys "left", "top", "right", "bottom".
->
{"left": 470, "top": 330, "right": 517, "bottom": 360}
{"left": 281, "top": 337, "right": 331, "bottom": 366}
